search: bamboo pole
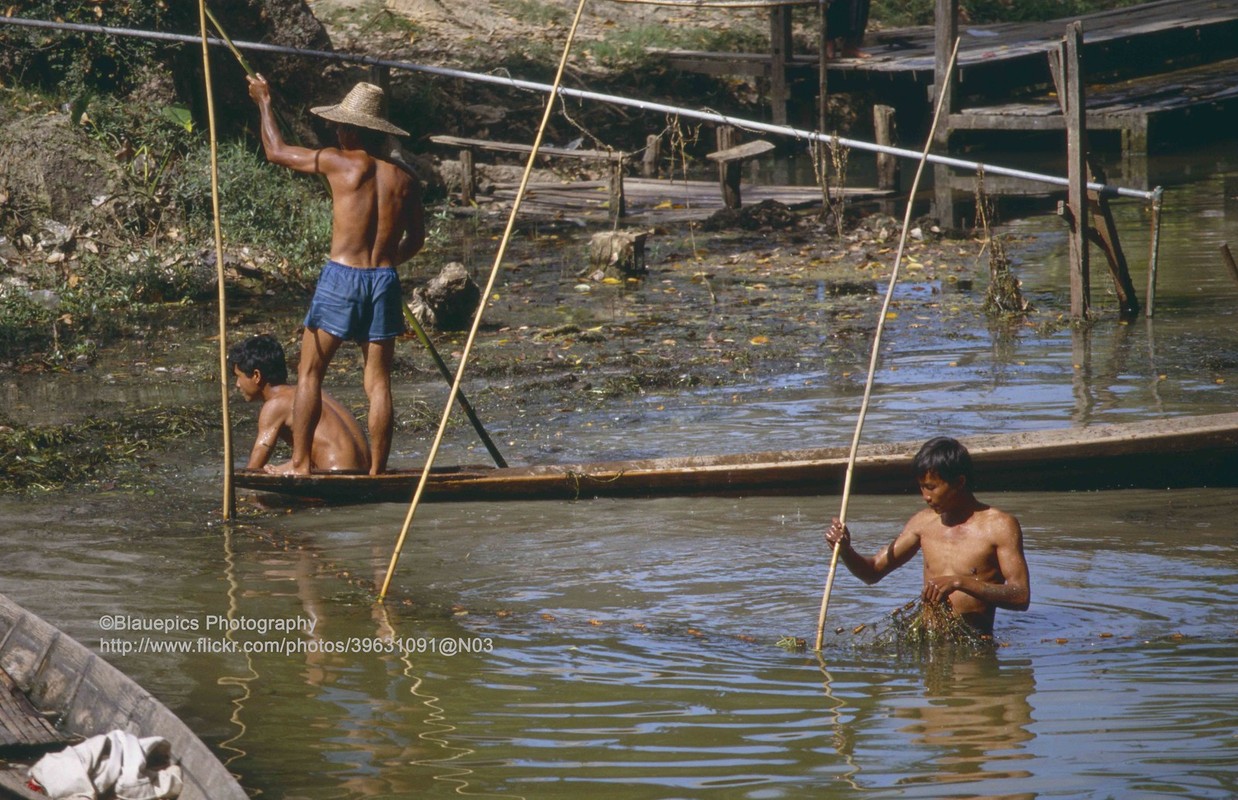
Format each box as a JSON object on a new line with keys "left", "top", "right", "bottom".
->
{"left": 1145, "top": 187, "right": 1164, "bottom": 318}
{"left": 813, "top": 38, "right": 960, "bottom": 652}
{"left": 399, "top": 304, "right": 507, "bottom": 468}
{"left": 377, "top": 0, "right": 591, "bottom": 602}
{"left": 200, "top": 0, "right": 235, "bottom": 519}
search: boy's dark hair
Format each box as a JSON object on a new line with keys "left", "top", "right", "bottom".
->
{"left": 227, "top": 334, "right": 288, "bottom": 385}
{"left": 913, "top": 436, "right": 974, "bottom": 486}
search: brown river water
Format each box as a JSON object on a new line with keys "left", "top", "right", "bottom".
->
{"left": 2, "top": 143, "right": 1236, "bottom": 798}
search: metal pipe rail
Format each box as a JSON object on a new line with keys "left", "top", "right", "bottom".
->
{"left": 1, "top": 15, "right": 1160, "bottom": 202}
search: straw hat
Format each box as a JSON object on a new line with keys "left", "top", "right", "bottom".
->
{"left": 311, "top": 82, "right": 408, "bottom": 137}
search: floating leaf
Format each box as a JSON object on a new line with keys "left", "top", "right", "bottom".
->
{"left": 749, "top": 335, "right": 769, "bottom": 345}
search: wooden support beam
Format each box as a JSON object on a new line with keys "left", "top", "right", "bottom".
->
{"left": 1086, "top": 161, "right": 1139, "bottom": 317}
{"left": 1059, "top": 21, "right": 1091, "bottom": 320}
{"left": 768, "top": 4, "right": 793, "bottom": 126}
{"left": 1222, "top": 242, "right": 1238, "bottom": 286}
{"left": 932, "top": 0, "right": 960, "bottom": 228}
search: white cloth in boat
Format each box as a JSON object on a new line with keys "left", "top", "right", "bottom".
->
{"left": 27, "top": 729, "right": 183, "bottom": 799}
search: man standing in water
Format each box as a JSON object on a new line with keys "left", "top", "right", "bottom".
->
{"left": 824, "top": 437, "right": 1030, "bottom": 635}
{"left": 246, "top": 76, "right": 425, "bottom": 475}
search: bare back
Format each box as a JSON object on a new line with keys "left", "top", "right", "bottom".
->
{"left": 245, "top": 78, "right": 424, "bottom": 270}
{"left": 256, "top": 385, "right": 370, "bottom": 473}
{"left": 321, "top": 149, "right": 423, "bottom": 268}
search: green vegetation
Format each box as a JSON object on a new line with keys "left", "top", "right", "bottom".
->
{"left": 0, "top": 1, "right": 191, "bottom": 97}
{"left": 324, "top": 0, "right": 421, "bottom": 36}
{"left": 587, "top": 24, "right": 765, "bottom": 68}
{"left": 502, "top": 0, "right": 572, "bottom": 28}
{"left": 170, "top": 141, "right": 333, "bottom": 286}
{"left": 0, "top": 406, "right": 216, "bottom": 493}
{"left": 0, "top": 85, "right": 334, "bottom": 364}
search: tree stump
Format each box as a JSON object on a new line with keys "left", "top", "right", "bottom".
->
{"left": 588, "top": 230, "right": 650, "bottom": 279}
{"left": 408, "top": 262, "right": 481, "bottom": 331}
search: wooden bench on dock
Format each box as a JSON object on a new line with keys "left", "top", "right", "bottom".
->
{"left": 706, "top": 138, "right": 775, "bottom": 209}
{"left": 430, "top": 135, "right": 630, "bottom": 220}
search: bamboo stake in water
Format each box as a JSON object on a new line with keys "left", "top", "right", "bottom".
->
{"left": 200, "top": 0, "right": 235, "bottom": 519}
{"left": 814, "top": 38, "right": 960, "bottom": 651}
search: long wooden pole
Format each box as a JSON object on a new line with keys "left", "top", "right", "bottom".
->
{"left": 377, "top": 0, "right": 590, "bottom": 602}
{"left": 400, "top": 304, "right": 506, "bottom": 468}
{"left": 813, "top": 38, "right": 960, "bottom": 652}
{"left": 200, "top": 0, "right": 234, "bottom": 519}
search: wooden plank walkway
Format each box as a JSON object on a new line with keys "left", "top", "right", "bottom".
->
{"left": 832, "top": 0, "right": 1238, "bottom": 81}
{"left": 478, "top": 178, "right": 890, "bottom": 223}
{"left": 953, "top": 55, "right": 1238, "bottom": 133}
{"left": 659, "top": 0, "right": 1238, "bottom": 140}
{"left": 664, "top": 0, "right": 1238, "bottom": 87}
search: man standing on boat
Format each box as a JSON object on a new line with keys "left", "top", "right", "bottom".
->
{"left": 823, "top": 437, "right": 1030, "bottom": 635}
{"left": 246, "top": 75, "right": 425, "bottom": 475}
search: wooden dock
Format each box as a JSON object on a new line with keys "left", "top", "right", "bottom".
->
{"left": 471, "top": 177, "right": 889, "bottom": 223}
{"left": 660, "top": 0, "right": 1238, "bottom": 152}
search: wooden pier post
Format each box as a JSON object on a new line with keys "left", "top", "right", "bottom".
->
{"left": 1059, "top": 22, "right": 1091, "bottom": 320}
{"left": 932, "top": 0, "right": 959, "bottom": 228}
{"left": 769, "top": 4, "right": 793, "bottom": 125}
{"left": 874, "top": 105, "right": 899, "bottom": 192}
{"left": 642, "top": 133, "right": 661, "bottom": 178}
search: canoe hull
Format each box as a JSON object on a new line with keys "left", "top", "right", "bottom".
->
{"left": 0, "top": 594, "right": 248, "bottom": 800}
{"left": 234, "top": 413, "right": 1238, "bottom": 504}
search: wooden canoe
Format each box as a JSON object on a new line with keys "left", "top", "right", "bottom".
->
{"left": 234, "top": 412, "right": 1238, "bottom": 504}
{"left": 0, "top": 593, "right": 248, "bottom": 800}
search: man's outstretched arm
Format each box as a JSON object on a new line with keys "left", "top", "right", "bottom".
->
{"left": 246, "top": 75, "right": 335, "bottom": 174}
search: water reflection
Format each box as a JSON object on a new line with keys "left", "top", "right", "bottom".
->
{"left": 894, "top": 651, "right": 1035, "bottom": 793}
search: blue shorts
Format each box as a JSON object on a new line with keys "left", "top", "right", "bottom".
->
{"left": 304, "top": 260, "right": 406, "bottom": 343}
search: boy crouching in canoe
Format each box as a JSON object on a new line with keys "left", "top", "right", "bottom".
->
{"left": 229, "top": 334, "right": 371, "bottom": 474}
{"left": 824, "top": 437, "right": 1030, "bottom": 635}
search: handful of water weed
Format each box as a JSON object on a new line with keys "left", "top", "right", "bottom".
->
{"left": 776, "top": 635, "right": 807, "bottom": 652}
{"left": 885, "top": 599, "right": 987, "bottom": 647}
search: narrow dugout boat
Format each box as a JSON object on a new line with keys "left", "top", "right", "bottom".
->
{"left": 0, "top": 593, "right": 248, "bottom": 800}
{"left": 234, "top": 412, "right": 1238, "bottom": 504}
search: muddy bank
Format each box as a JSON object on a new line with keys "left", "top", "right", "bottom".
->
{"left": 2, "top": 200, "right": 1016, "bottom": 491}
